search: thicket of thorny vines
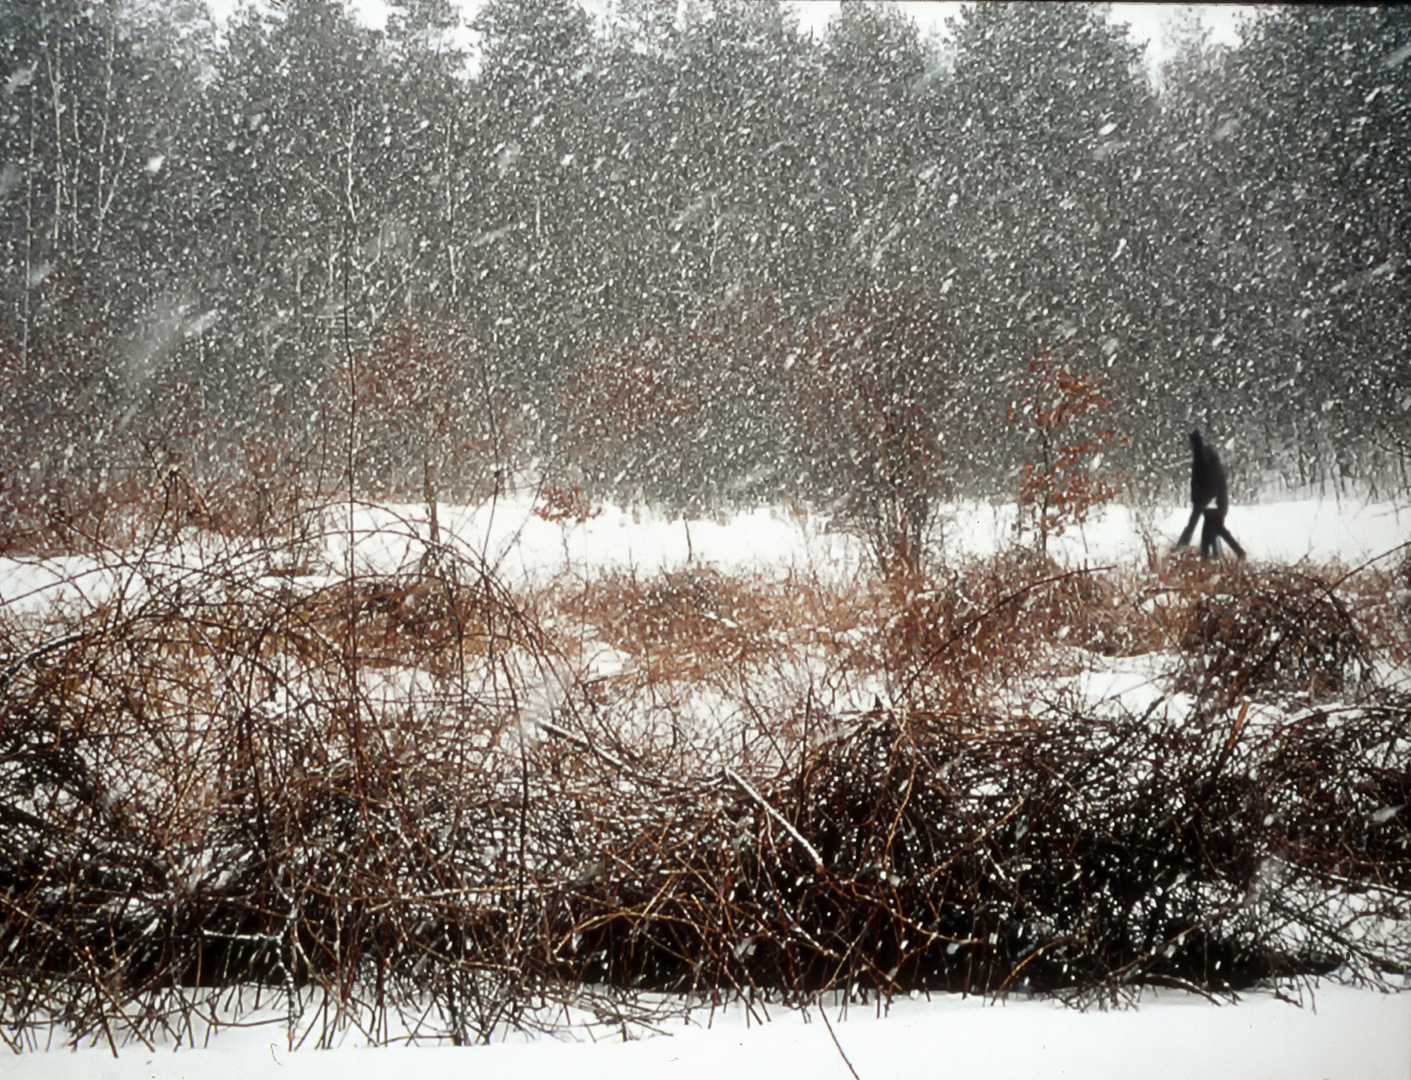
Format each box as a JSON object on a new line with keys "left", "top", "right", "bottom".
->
{"left": 1, "top": 498, "right": 1409, "bottom": 1052}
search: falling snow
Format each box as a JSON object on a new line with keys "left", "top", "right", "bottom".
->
{"left": 1, "top": 0, "right": 1410, "bottom": 1074}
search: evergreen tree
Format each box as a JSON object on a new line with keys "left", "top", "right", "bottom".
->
{"left": 928, "top": 1, "right": 1158, "bottom": 491}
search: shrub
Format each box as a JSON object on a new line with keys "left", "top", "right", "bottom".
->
{"left": 785, "top": 289, "right": 965, "bottom": 580}
{"left": 550, "top": 700, "right": 1411, "bottom": 1007}
{"left": 0, "top": 530, "right": 563, "bottom": 1050}
{"left": 1, "top": 525, "right": 1408, "bottom": 1053}
{"left": 1008, "top": 348, "right": 1126, "bottom": 556}
{"left": 1178, "top": 566, "right": 1373, "bottom": 705}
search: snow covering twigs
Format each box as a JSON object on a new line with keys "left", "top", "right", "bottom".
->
{"left": 0, "top": 502, "right": 1408, "bottom": 1054}
{"left": 723, "top": 766, "right": 826, "bottom": 872}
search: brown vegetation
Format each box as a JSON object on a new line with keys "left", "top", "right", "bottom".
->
{"left": 0, "top": 515, "right": 1408, "bottom": 1052}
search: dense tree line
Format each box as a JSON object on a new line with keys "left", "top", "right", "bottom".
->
{"left": 0, "top": 0, "right": 1407, "bottom": 534}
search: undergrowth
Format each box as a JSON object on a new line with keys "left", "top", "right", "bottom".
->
{"left": 1, "top": 511, "right": 1409, "bottom": 1052}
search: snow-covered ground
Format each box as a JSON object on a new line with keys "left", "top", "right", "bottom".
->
{"left": 391, "top": 494, "right": 1411, "bottom": 582}
{"left": 4, "top": 493, "right": 1410, "bottom": 1078}
{"left": 9, "top": 984, "right": 1410, "bottom": 1079}
{"left": 2, "top": 495, "right": 1405, "bottom": 617}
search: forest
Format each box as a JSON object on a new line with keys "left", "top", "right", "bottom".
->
{"left": 0, "top": 0, "right": 1408, "bottom": 553}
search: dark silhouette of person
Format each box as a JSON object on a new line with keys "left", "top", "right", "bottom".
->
{"left": 1175, "top": 430, "right": 1246, "bottom": 560}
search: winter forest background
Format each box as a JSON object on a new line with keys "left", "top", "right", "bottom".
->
{"left": 1, "top": 0, "right": 1409, "bottom": 547}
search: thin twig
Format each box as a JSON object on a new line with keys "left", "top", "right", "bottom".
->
{"left": 817, "top": 997, "right": 862, "bottom": 1080}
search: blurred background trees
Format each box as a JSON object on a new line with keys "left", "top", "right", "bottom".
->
{"left": 0, "top": 0, "right": 1407, "bottom": 546}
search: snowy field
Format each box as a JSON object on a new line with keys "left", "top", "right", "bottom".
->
{"left": 364, "top": 494, "right": 1411, "bottom": 583}
{"left": 4, "top": 493, "right": 1410, "bottom": 1079}
{"left": 8, "top": 983, "right": 1410, "bottom": 1080}
{"left": 3, "top": 494, "right": 1405, "bottom": 615}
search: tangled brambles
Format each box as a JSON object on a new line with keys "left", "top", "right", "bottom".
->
{"left": 1, "top": 535, "right": 1409, "bottom": 1051}
{"left": 0, "top": 534, "right": 569, "bottom": 1051}
{"left": 1180, "top": 567, "right": 1372, "bottom": 704}
{"left": 549, "top": 702, "right": 1411, "bottom": 1006}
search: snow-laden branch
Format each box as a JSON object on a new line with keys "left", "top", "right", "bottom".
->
{"left": 723, "top": 765, "right": 826, "bottom": 873}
